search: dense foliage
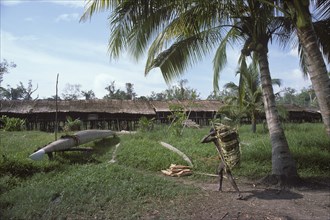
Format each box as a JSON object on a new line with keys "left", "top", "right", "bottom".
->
{"left": 63, "top": 116, "right": 82, "bottom": 132}
{"left": 0, "top": 116, "right": 25, "bottom": 131}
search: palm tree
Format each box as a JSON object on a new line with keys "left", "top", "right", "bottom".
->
{"left": 274, "top": 0, "right": 330, "bottom": 137}
{"left": 222, "top": 62, "right": 281, "bottom": 133}
{"left": 81, "top": 0, "right": 299, "bottom": 182}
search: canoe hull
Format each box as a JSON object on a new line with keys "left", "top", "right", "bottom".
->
{"left": 29, "top": 130, "right": 114, "bottom": 160}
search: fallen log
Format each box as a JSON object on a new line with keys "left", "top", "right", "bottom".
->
{"left": 29, "top": 130, "right": 114, "bottom": 161}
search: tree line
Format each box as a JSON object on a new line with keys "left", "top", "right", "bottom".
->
{"left": 0, "top": 60, "right": 319, "bottom": 108}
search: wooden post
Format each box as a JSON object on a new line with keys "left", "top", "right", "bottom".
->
{"left": 55, "top": 73, "right": 59, "bottom": 141}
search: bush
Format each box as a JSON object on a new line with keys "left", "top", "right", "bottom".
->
{"left": 0, "top": 116, "right": 25, "bottom": 131}
{"left": 168, "top": 104, "right": 186, "bottom": 136}
{"left": 138, "top": 117, "right": 155, "bottom": 132}
{"left": 63, "top": 116, "right": 81, "bottom": 132}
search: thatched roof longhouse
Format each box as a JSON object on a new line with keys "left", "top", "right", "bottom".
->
{"left": 0, "top": 100, "right": 156, "bottom": 115}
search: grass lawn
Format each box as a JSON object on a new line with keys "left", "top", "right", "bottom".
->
{"left": 0, "top": 123, "right": 329, "bottom": 219}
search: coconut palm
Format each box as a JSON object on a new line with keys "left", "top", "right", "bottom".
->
{"left": 81, "top": 0, "right": 299, "bottom": 182}
{"left": 264, "top": 0, "right": 330, "bottom": 136}
{"left": 283, "top": 0, "right": 330, "bottom": 137}
{"left": 222, "top": 62, "right": 281, "bottom": 133}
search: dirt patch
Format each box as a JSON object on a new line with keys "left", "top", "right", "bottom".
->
{"left": 145, "top": 177, "right": 330, "bottom": 220}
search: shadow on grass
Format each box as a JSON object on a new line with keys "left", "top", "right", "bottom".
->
{"left": 93, "top": 135, "right": 120, "bottom": 155}
{"left": 0, "top": 159, "right": 60, "bottom": 178}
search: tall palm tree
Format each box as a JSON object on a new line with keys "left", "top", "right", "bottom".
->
{"left": 283, "top": 0, "right": 330, "bottom": 137}
{"left": 81, "top": 0, "right": 299, "bottom": 182}
{"left": 286, "top": 0, "right": 330, "bottom": 136}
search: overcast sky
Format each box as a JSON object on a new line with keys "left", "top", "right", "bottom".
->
{"left": 0, "top": 0, "right": 316, "bottom": 99}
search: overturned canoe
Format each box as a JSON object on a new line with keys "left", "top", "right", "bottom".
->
{"left": 29, "top": 130, "right": 114, "bottom": 161}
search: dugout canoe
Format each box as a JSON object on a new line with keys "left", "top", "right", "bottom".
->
{"left": 29, "top": 130, "right": 114, "bottom": 160}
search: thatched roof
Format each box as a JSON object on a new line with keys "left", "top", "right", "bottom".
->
{"left": 150, "top": 100, "right": 223, "bottom": 112}
{"left": 1, "top": 101, "right": 321, "bottom": 117}
{"left": 282, "top": 104, "right": 320, "bottom": 114}
{"left": 0, "top": 100, "right": 224, "bottom": 115}
{"left": 0, "top": 100, "right": 156, "bottom": 115}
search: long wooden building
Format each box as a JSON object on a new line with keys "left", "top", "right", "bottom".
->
{"left": 0, "top": 99, "right": 221, "bottom": 131}
{"left": 0, "top": 100, "right": 321, "bottom": 131}
{"left": 281, "top": 104, "right": 322, "bottom": 123}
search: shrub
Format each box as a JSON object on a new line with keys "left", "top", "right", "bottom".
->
{"left": 0, "top": 116, "right": 25, "bottom": 131}
{"left": 138, "top": 117, "right": 155, "bottom": 132}
{"left": 168, "top": 104, "right": 187, "bottom": 136}
{"left": 63, "top": 116, "right": 82, "bottom": 132}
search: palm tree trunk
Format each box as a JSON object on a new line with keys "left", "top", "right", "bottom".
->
{"left": 296, "top": 26, "right": 330, "bottom": 137}
{"left": 286, "top": 0, "right": 330, "bottom": 137}
{"left": 257, "top": 48, "right": 299, "bottom": 181}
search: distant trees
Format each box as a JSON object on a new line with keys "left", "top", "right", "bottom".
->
{"left": 102, "top": 79, "right": 199, "bottom": 101}
{"left": 0, "top": 59, "right": 321, "bottom": 104}
{"left": 103, "top": 81, "right": 136, "bottom": 100}
{"left": 148, "top": 79, "right": 200, "bottom": 101}
{"left": 0, "top": 80, "right": 38, "bottom": 100}
{"left": 56, "top": 80, "right": 321, "bottom": 104}
{"left": 125, "top": 83, "right": 137, "bottom": 100}
{"left": 1, "top": 59, "right": 16, "bottom": 100}
{"left": 59, "top": 84, "right": 97, "bottom": 101}
{"left": 279, "top": 87, "right": 297, "bottom": 105}
{"left": 148, "top": 91, "right": 167, "bottom": 101}
{"left": 61, "top": 83, "right": 82, "bottom": 100}
{"left": 81, "top": 90, "right": 96, "bottom": 100}
{"left": 276, "top": 86, "right": 318, "bottom": 107}
{"left": 0, "top": 59, "right": 16, "bottom": 85}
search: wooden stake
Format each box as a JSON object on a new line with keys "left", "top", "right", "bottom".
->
{"left": 55, "top": 73, "right": 59, "bottom": 141}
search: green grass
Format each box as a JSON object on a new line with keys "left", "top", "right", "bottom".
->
{"left": 284, "top": 123, "right": 330, "bottom": 177}
{"left": 1, "top": 164, "right": 195, "bottom": 219}
{"left": 0, "top": 123, "right": 329, "bottom": 219}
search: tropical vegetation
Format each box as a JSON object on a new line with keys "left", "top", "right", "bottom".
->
{"left": 220, "top": 63, "right": 282, "bottom": 133}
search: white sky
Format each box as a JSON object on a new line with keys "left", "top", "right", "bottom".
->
{"left": 0, "top": 0, "right": 316, "bottom": 99}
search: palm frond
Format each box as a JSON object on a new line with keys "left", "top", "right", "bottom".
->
{"left": 271, "top": 78, "right": 282, "bottom": 87}
{"left": 237, "top": 54, "right": 248, "bottom": 108}
{"left": 213, "top": 27, "right": 241, "bottom": 92}
{"left": 144, "top": 6, "right": 222, "bottom": 74}
{"left": 107, "top": 0, "right": 179, "bottom": 60}
{"left": 223, "top": 82, "right": 239, "bottom": 91}
{"left": 80, "top": 0, "right": 116, "bottom": 22}
{"left": 271, "top": 16, "right": 295, "bottom": 50}
{"left": 313, "top": 0, "right": 330, "bottom": 20}
{"left": 298, "top": 42, "right": 310, "bottom": 78}
{"left": 145, "top": 29, "right": 221, "bottom": 84}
